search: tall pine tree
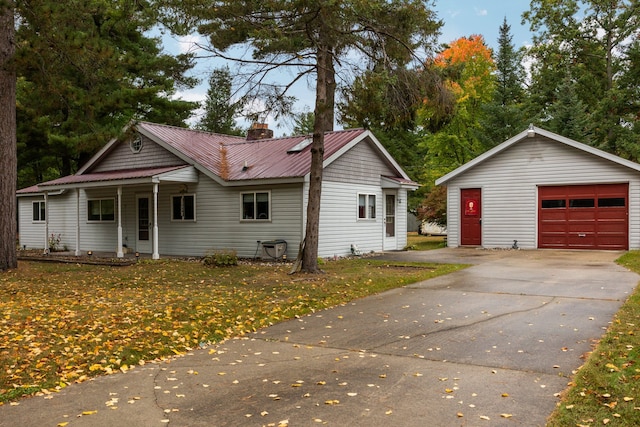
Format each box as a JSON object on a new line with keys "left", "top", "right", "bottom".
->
{"left": 481, "top": 17, "right": 527, "bottom": 146}
{"left": 15, "top": 0, "right": 198, "bottom": 183}
{"left": 523, "top": 0, "right": 640, "bottom": 156}
{"left": 0, "top": 0, "right": 17, "bottom": 271}
{"left": 160, "top": 0, "right": 442, "bottom": 272}
{"left": 197, "top": 66, "right": 244, "bottom": 135}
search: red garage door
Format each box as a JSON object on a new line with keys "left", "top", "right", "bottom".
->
{"left": 538, "top": 184, "right": 628, "bottom": 250}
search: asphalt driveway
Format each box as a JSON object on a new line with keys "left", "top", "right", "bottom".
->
{"left": 1, "top": 248, "right": 637, "bottom": 427}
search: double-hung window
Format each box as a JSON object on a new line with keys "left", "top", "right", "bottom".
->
{"left": 358, "top": 194, "right": 376, "bottom": 219}
{"left": 242, "top": 192, "right": 270, "bottom": 220}
{"left": 32, "top": 201, "right": 46, "bottom": 222}
{"left": 87, "top": 199, "right": 115, "bottom": 222}
{"left": 171, "top": 194, "right": 196, "bottom": 221}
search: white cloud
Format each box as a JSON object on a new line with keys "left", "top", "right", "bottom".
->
{"left": 475, "top": 8, "right": 488, "bottom": 16}
{"left": 177, "top": 35, "right": 205, "bottom": 55}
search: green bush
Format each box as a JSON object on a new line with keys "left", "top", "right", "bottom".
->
{"left": 203, "top": 249, "right": 238, "bottom": 267}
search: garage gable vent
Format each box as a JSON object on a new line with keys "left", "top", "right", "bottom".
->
{"left": 287, "top": 138, "right": 312, "bottom": 153}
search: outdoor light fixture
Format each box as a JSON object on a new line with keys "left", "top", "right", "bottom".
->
{"left": 87, "top": 250, "right": 93, "bottom": 256}
{"left": 135, "top": 251, "right": 140, "bottom": 261}
{"left": 527, "top": 124, "right": 535, "bottom": 138}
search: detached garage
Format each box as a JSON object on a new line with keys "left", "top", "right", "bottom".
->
{"left": 436, "top": 126, "right": 640, "bottom": 250}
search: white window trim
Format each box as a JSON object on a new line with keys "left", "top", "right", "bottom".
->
{"left": 357, "top": 193, "right": 377, "bottom": 220}
{"left": 32, "top": 200, "right": 46, "bottom": 223}
{"left": 171, "top": 194, "right": 197, "bottom": 222}
{"left": 87, "top": 198, "right": 116, "bottom": 223}
{"left": 130, "top": 135, "right": 143, "bottom": 153}
{"left": 240, "top": 191, "right": 271, "bottom": 221}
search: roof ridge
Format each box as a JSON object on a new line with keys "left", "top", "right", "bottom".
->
{"left": 137, "top": 121, "right": 245, "bottom": 141}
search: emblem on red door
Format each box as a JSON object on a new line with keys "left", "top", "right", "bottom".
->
{"left": 465, "top": 199, "right": 478, "bottom": 216}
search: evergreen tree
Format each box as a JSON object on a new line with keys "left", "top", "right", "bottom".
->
{"left": 14, "top": 0, "right": 198, "bottom": 182}
{"left": 290, "top": 110, "right": 315, "bottom": 136}
{"left": 197, "top": 66, "right": 244, "bottom": 136}
{"left": 544, "top": 72, "right": 593, "bottom": 143}
{"left": 523, "top": 0, "right": 640, "bottom": 157}
{"left": 161, "top": 0, "right": 442, "bottom": 272}
{"left": 481, "top": 18, "right": 527, "bottom": 146}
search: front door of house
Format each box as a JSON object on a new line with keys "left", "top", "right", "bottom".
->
{"left": 384, "top": 192, "right": 397, "bottom": 250}
{"left": 136, "top": 194, "right": 152, "bottom": 253}
{"left": 461, "top": 188, "right": 481, "bottom": 246}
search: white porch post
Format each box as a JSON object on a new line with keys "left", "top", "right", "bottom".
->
{"left": 75, "top": 189, "right": 81, "bottom": 256}
{"left": 43, "top": 191, "right": 49, "bottom": 255}
{"left": 152, "top": 183, "right": 159, "bottom": 259}
{"left": 117, "top": 186, "right": 124, "bottom": 258}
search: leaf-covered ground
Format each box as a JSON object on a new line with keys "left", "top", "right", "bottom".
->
{"left": 0, "top": 257, "right": 463, "bottom": 402}
{"left": 547, "top": 251, "right": 640, "bottom": 426}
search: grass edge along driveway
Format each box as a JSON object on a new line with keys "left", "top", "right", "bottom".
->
{"left": 546, "top": 251, "right": 640, "bottom": 426}
{"left": 0, "top": 256, "right": 464, "bottom": 403}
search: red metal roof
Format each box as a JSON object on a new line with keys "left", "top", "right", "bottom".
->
{"left": 18, "top": 123, "right": 414, "bottom": 192}
{"left": 137, "top": 122, "right": 368, "bottom": 181}
{"left": 30, "top": 166, "right": 189, "bottom": 189}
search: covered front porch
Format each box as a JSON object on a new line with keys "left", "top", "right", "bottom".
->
{"left": 36, "top": 165, "right": 199, "bottom": 259}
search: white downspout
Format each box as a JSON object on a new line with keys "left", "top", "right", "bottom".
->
{"left": 43, "top": 191, "right": 49, "bottom": 255}
{"left": 117, "top": 186, "right": 124, "bottom": 258}
{"left": 75, "top": 189, "right": 80, "bottom": 256}
{"left": 152, "top": 183, "right": 159, "bottom": 259}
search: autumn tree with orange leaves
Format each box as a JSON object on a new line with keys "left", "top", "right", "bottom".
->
{"left": 420, "top": 35, "right": 495, "bottom": 179}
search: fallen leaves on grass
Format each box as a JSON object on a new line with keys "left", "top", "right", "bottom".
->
{"left": 1, "top": 259, "right": 457, "bottom": 402}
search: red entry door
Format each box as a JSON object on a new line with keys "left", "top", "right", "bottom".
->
{"left": 461, "top": 188, "right": 481, "bottom": 246}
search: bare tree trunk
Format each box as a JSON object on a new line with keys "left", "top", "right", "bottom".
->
{"left": 0, "top": 0, "right": 17, "bottom": 271}
{"left": 301, "top": 44, "right": 335, "bottom": 273}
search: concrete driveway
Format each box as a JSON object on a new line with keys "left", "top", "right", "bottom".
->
{"left": 1, "top": 249, "right": 637, "bottom": 427}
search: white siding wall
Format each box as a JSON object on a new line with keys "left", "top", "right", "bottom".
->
{"left": 324, "top": 139, "right": 396, "bottom": 184}
{"left": 317, "top": 181, "right": 384, "bottom": 257}
{"left": 316, "top": 138, "right": 410, "bottom": 255}
{"left": 18, "top": 177, "right": 304, "bottom": 258}
{"left": 445, "top": 136, "right": 640, "bottom": 249}
{"left": 155, "top": 178, "right": 304, "bottom": 258}
{"left": 18, "top": 196, "right": 48, "bottom": 250}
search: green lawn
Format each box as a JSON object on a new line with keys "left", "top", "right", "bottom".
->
{"left": 0, "top": 256, "right": 463, "bottom": 403}
{"left": 405, "top": 231, "right": 447, "bottom": 251}
{"left": 546, "top": 251, "right": 640, "bottom": 426}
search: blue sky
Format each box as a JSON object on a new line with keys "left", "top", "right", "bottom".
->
{"left": 436, "top": 0, "right": 533, "bottom": 50}
{"left": 172, "top": 1, "right": 535, "bottom": 133}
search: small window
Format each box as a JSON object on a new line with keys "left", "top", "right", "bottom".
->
{"left": 171, "top": 194, "right": 196, "bottom": 221}
{"left": 598, "top": 197, "right": 625, "bottom": 207}
{"left": 241, "top": 192, "right": 270, "bottom": 220}
{"left": 569, "top": 198, "right": 595, "bottom": 208}
{"left": 358, "top": 194, "right": 376, "bottom": 219}
{"left": 541, "top": 199, "right": 566, "bottom": 209}
{"left": 87, "top": 199, "right": 115, "bottom": 222}
{"left": 130, "top": 135, "right": 143, "bottom": 153}
{"left": 32, "top": 201, "right": 46, "bottom": 222}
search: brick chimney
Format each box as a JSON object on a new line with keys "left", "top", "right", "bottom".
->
{"left": 246, "top": 123, "right": 274, "bottom": 141}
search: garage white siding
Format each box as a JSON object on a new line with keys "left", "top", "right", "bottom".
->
{"left": 442, "top": 134, "right": 640, "bottom": 249}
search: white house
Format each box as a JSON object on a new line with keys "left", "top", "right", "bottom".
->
{"left": 17, "top": 122, "right": 419, "bottom": 259}
{"left": 436, "top": 126, "right": 640, "bottom": 250}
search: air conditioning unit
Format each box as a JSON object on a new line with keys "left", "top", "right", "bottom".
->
{"left": 261, "top": 240, "right": 287, "bottom": 260}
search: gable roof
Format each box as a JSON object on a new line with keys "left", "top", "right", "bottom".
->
{"left": 435, "top": 126, "right": 640, "bottom": 186}
{"left": 22, "top": 122, "right": 417, "bottom": 191}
